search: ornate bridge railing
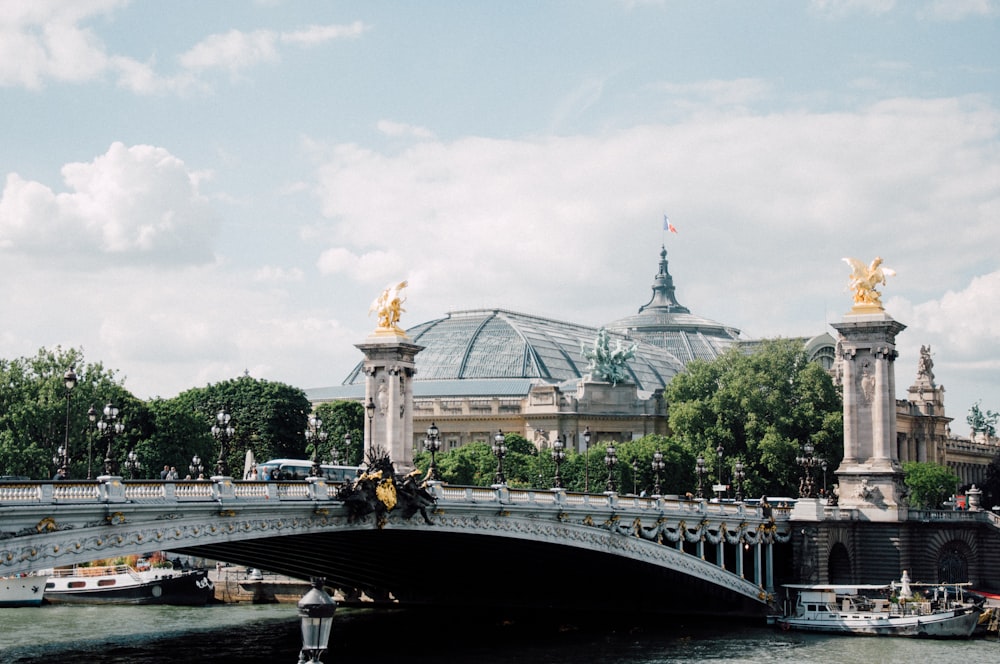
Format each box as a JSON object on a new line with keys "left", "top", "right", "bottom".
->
{"left": 1, "top": 477, "right": 790, "bottom": 610}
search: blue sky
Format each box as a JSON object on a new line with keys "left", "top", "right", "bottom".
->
{"left": 1, "top": 0, "right": 998, "bottom": 436}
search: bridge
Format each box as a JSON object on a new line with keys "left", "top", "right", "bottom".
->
{"left": 0, "top": 476, "right": 790, "bottom": 617}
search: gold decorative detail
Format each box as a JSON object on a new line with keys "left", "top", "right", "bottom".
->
{"left": 843, "top": 256, "right": 895, "bottom": 311}
{"left": 376, "top": 478, "right": 397, "bottom": 510}
{"left": 106, "top": 512, "right": 126, "bottom": 525}
{"left": 218, "top": 510, "right": 236, "bottom": 518}
{"left": 582, "top": 515, "right": 595, "bottom": 527}
{"left": 369, "top": 280, "right": 409, "bottom": 335}
{"left": 314, "top": 508, "right": 330, "bottom": 516}
{"left": 53, "top": 545, "right": 59, "bottom": 552}
{"left": 36, "top": 517, "right": 58, "bottom": 533}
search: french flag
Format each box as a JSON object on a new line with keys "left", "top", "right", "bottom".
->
{"left": 663, "top": 215, "right": 678, "bottom": 234}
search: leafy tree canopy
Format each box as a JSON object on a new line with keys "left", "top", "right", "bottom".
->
{"left": 171, "top": 374, "right": 312, "bottom": 476}
{"left": 664, "top": 338, "right": 843, "bottom": 498}
{"left": 311, "top": 400, "right": 365, "bottom": 466}
{"left": 903, "top": 461, "right": 960, "bottom": 510}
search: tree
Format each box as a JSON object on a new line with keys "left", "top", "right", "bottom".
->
{"left": 0, "top": 347, "right": 135, "bottom": 479}
{"left": 171, "top": 375, "right": 311, "bottom": 475}
{"left": 664, "top": 338, "right": 843, "bottom": 498}
{"left": 311, "top": 400, "right": 364, "bottom": 466}
{"left": 967, "top": 401, "right": 998, "bottom": 438}
{"left": 903, "top": 461, "right": 960, "bottom": 509}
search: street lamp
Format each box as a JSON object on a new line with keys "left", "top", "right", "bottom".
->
{"left": 492, "top": 429, "right": 507, "bottom": 485}
{"left": 297, "top": 577, "right": 337, "bottom": 663}
{"left": 423, "top": 422, "right": 441, "bottom": 481}
{"left": 551, "top": 435, "right": 565, "bottom": 489}
{"left": 604, "top": 442, "right": 618, "bottom": 493}
{"left": 87, "top": 405, "right": 97, "bottom": 479}
{"left": 211, "top": 409, "right": 235, "bottom": 477}
{"left": 365, "top": 397, "right": 376, "bottom": 450}
{"left": 716, "top": 443, "right": 726, "bottom": 499}
{"left": 796, "top": 442, "right": 820, "bottom": 498}
{"left": 651, "top": 450, "right": 665, "bottom": 496}
{"left": 124, "top": 448, "right": 142, "bottom": 479}
{"left": 733, "top": 460, "right": 746, "bottom": 502}
{"left": 583, "top": 426, "right": 592, "bottom": 493}
{"left": 95, "top": 402, "right": 124, "bottom": 476}
{"left": 821, "top": 459, "right": 829, "bottom": 495}
{"left": 695, "top": 454, "right": 706, "bottom": 499}
{"left": 306, "top": 414, "right": 328, "bottom": 477}
{"left": 58, "top": 366, "right": 77, "bottom": 476}
{"left": 189, "top": 455, "right": 204, "bottom": 478}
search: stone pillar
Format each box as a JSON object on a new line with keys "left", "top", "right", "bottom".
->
{"left": 355, "top": 331, "right": 424, "bottom": 473}
{"left": 831, "top": 312, "right": 908, "bottom": 521}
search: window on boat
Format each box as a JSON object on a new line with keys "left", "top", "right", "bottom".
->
{"left": 67, "top": 581, "right": 86, "bottom": 588}
{"left": 97, "top": 579, "right": 116, "bottom": 586}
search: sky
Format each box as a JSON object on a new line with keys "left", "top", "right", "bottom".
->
{"left": 1, "top": 0, "right": 998, "bottom": 436}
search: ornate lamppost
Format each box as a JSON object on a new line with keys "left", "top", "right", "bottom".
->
{"left": 423, "top": 422, "right": 441, "bottom": 481}
{"left": 86, "top": 405, "right": 97, "bottom": 479}
{"left": 306, "top": 414, "right": 329, "bottom": 477}
{"left": 56, "top": 366, "right": 77, "bottom": 476}
{"left": 211, "top": 408, "right": 235, "bottom": 477}
{"left": 695, "top": 454, "right": 706, "bottom": 499}
{"left": 124, "top": 448, "right": 142, "bottom": 479}
{"left": 583, "top": 426, "right": 592, "bottom": 493}
{"left": 492, "top": 429, "right": 507, "bottom": 485}
{"left": 365, "top": 397, "right": 376, "bottom": 450}
{"left": 551, "top": 435, "right": 565, "bottom": 489}
{"left": 604, "top": 442, "right": 618, "bottom": 493}
{"left": 716, "top": 443, "right": 726, "bottom": 500}
{"left": 651, "top": 450, "right": 665, "bottom": 497}
{"left": 733, "top": 460, "right": 746, "bottom": 502}
{"left": 189, "top": 454, "right": 204, "bottom": 478}
{"left": 95, "top": 402, "right": 124, "bottom": 476}
{"left": 631, "top": 457, "right": 639, "bottom": 495}
{"left": 797, "top": 442, "right": 820, "bottom": 498}
{"left": 821, "top": 459, "right": 829, "bottom": 496}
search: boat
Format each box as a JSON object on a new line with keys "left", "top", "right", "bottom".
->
{"left": 41, "top": 563, "right": 214, "bottom": 606}
{"left": 769, "top": 571, "right": 981, "bottom": 638}
{"left": 0, "top": 573, "right": 49, "bottom": 607}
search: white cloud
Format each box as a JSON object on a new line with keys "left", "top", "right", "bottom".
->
{"left": 810, "top": 0, "right": 898, "bottom": 18}
{"left": 376, "top": 120, "right": 435, "bottom": 140}
{"left": 0, "top": 142, "right": 218, "bottom": 264}
{"left": 0, "top": 4, "right": 364, "bottom": 93}
{"left": 178, "top": 23, "right": 368, "bottom": 76}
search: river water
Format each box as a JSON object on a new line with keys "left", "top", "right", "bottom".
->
{"left": 1, "top": 603, "right": 997, "bottom": 663}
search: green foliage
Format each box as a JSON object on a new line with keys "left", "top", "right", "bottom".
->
{"left": 0, "top": 347, "right": 133, "bottom": 479}
{"left": 311, "top": 401, "right": 364, "bottom": 466}
{"left": 967, "top": 401, "right": 998, "bottom": 438}
{"left": 172, "top": 375, "right": 312, "bottom": 474}
{"left": 903, "top": 461, "right": 960, "bottom": 509}
{"left": 664, "top": 338, "right": 842, "bottom": 498}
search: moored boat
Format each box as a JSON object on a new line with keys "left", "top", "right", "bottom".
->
{"left": 769, "top": 571, "right": 981, "bottom": 638}
{"left": 0, "top": 573, "right": 49, "bottom": 607}
{"left": 41, "top": 563, "right": 213, "bottom": 606}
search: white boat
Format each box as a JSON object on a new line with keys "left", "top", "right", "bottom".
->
{"left": 41, "top": 563, "right": 214, "bottom": 606}
{"left": 770, "top": 572, "right": 981, "bottom": 638}
{"left": 0, "top": 574, "right": 49, "bottom": 607}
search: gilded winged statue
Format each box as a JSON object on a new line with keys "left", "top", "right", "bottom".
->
{"left": 369, "top": 280, "right": 408, "bottom": 332}
{"left": 842, "top": 256, "right": 895, "bottom": 309}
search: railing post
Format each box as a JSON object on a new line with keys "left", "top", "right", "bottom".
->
{"left": 212, "top": 476, "right": 236, "bottom": 501}
{"left": 307, "top": 477, "right": 329, "bottom": 500}
{"left": 40, "top": 483, "right": 55, "bottom": 503}
{"left": 98, "top": 476, "right": 126, "bottom": 503}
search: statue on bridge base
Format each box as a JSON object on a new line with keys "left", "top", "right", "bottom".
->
{"left": 337, "top": 447, "right": 435, "bottom": 528}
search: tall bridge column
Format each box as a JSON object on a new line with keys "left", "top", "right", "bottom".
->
{"left": 831, "top": 311, "right": 908, "bottom": 521}
{"left": 355, "top": 333, "right": 424, "bottom": 472}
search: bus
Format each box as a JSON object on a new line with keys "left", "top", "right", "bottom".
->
{"left": 255, "top": 458, "right": 360, "bottom": 483}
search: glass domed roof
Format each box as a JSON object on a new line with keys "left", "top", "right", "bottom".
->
{"left": 343, "top": 308, "right": 685, "bottom": 392}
